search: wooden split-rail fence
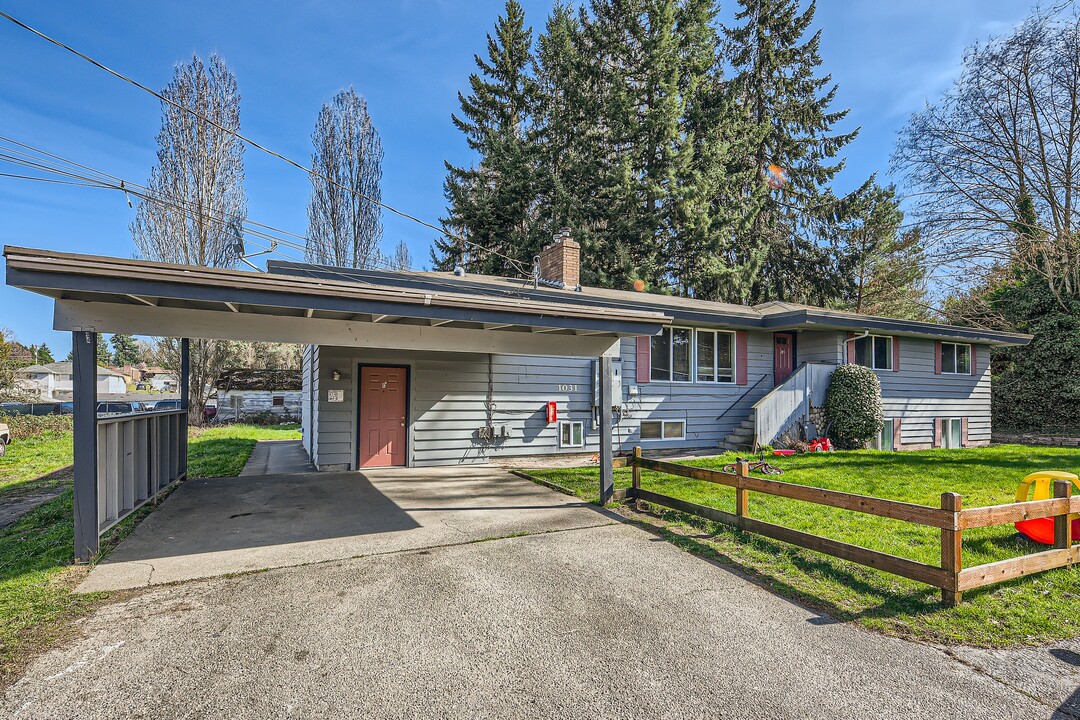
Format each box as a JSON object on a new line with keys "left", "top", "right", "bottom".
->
{"left": 621, "top": 448, "right": 1078, "bottom": 606}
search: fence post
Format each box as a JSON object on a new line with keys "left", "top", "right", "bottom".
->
{"left": 940, "top": 492, "right": 963, "bottom": 607}
{"left": 1054, "top": 480, "right": 1073, "bottom": 552}
{"left": 632, "top": 446, "right": 642, "bottom": 510}
{"left": 736, "top": 459, "right": 750, "bottom": 529}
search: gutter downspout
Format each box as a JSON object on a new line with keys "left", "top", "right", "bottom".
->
{"left": 845, "top": 329, "right": 871, "bottom": 364}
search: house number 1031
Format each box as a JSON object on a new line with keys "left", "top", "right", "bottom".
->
{"left": 557, "top": 384, "right": 578, "bottom": 392}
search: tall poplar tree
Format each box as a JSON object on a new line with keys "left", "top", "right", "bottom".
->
{"left": 306, "top": 87, "right": 384, "bottom": 268}
{"left": 724, "top": 0, "right": 859, "bottom": 304}
{"left": 131, "top": 54, "right": 245, "bottom": 422}
{"left": 435, "top": 1, "right": 539, "bottom": 276}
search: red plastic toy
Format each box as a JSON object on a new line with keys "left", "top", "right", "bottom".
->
{"left": 1013, "top": 471, "right": 1080, "bottom": 545}
{"left": 807, "top": 437, "right": 834, "bottom": 452}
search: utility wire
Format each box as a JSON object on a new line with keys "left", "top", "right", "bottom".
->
{"left": 0, "top": 136, "right": 541, "bottom": 300}
{"left": 0, "top": 9, "right": 531, "bottom": 277}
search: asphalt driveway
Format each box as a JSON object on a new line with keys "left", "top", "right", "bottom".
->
{"left": 5, "top": 469, "right": 1074, "bottom": 718}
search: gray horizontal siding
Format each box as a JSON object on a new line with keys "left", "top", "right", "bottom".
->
{"left": 309, "top": 332, "right": 995, "bottom": 468}
{"left": 878, "top": 338, "right": 992, "bottom": 446}
{"left": 799, "top": 330, "right": 843, "bottom": 364}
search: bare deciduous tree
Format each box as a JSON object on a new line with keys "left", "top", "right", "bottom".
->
{"left": 306, "top": 87, "right": 384, "bottom": 268}
{"left": 390, "top": 240, "right": 411, "bottom": 270}
{"left": 894, "top": 8, "right": 1080, "bottom": 304}
{"left": 131, "top": 54, "right": 246, "bottom": 422}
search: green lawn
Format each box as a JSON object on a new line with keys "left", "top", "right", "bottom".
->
{"left": 523, "top": 445, "right": 1080, "bottom": 647}
{"left": 0, "top": 423, "right": 300, "bottom": 685}
{"left": 0, "top": 431, "right": 74, "bottom": 495}
{"left": 187, "top": 423, "right": 302, "bottom": 477}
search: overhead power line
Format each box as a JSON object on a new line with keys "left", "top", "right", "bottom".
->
{"left": 0, "top": 9, "right": 531, "bottom": 277}
{"left": 0, "top": 135, "right": 540, "bottom": 300}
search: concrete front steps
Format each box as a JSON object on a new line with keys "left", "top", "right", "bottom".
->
{"left": 720, "top": 417, "right": 755, "bottom": 452}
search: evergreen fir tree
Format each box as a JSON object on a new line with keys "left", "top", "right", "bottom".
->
{"left": 110, "top": 333, "right": 141, "bottom": 366}
{"left": 434, "top": 0, "right": 539, "bottom": 276}
{"left": 96, "top": 335, "right": 110, "bottom": 366}
{"left": 831, "top": 182, "right": 929, "bottom": 319}
{"left": 724, "top": 0, "right": 859, "bottom": 304}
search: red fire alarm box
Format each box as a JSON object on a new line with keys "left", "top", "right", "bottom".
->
{"left": 546, "top": 401, "right": 558, "bottom": 423}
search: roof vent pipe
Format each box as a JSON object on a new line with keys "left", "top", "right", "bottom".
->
{"left": 453, "top": 264, "right": 466, "bottom": 278}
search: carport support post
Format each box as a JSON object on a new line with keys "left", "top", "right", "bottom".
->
{"left": 599, "top": 354, "right": 614, "bottom": 504}
{"left": 72, "top": 330, "right": 99, "bottom": 562}
{"left": 179, "top": 338, "right": 189, "bottom": 478}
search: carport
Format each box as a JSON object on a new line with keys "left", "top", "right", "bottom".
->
{"left": 77, "top": 465, "right": 614, "bottom": 591}
{"left": 4, "top": 246, "right": 671, "bottom": 560}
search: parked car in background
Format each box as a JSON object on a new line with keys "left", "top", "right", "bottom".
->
{"left": 96, "top": 401, "right": 135, "bottom": 415}
{"left": 0, "top": 422, "right": 10, "bottom": 457}
{"left": 204, "top": 400, "right": 217, "bottom": 421}
{"left": 60, "top": 402, "right": 74, "bottom": 415}
{"left": 153, "top": 399, "right": 181, "bottom": 411}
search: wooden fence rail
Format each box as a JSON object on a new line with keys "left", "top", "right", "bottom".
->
{"left": 626, "top": 447, "right": 1077, "bottom": 606}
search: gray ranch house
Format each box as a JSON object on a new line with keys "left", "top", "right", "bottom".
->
{"left": 290, "top": 235, "right": 1031, "bottom": 470}
{"left": 3, "top": 241, "right": 1030, "bottom": 559}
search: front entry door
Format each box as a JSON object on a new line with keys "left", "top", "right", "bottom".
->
{"left": 773, "top": 333, "right": 795, "bottom": 385}
{"left": 359, "top": 366, "right": 408, "bottom": 468}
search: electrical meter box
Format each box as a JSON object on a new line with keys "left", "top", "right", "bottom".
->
{"left": 591, "top": 357, "right": 623, "bottom": 409}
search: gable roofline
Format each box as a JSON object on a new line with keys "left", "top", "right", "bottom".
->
{"left": 267, "top": 260, "right": 1032, "bottom": 347}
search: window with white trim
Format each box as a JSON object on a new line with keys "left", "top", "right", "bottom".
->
{"left": 943, "top": 418, "right": 963, "bottom": 449}
{"left": 876, "top": 419, "right": 895, "bottom": 451}
{"left": 651, "top": 327, "right": 736, "bottom": 383}
{"left": 559, "top": 420, "right": 584, "bottom": 448}
{"left": 939, "top": 343, "right": 971, "bottom": 374}
{"left": 854, "top": 335, "right": 892, "bottom": 370}
{"left": 696, "top": 330, "right": 736, "bottom": 383}
{"left": 640, "top": 420, "right": 686, "bottom": 441}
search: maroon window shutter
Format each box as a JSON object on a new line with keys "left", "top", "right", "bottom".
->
{"left": 933, "top": 418, "right": 942, "bottom": 448}
{"left": 961, "top": 417, "right": 969, "bottom": 447}
{"left": 892, "top": 337, "right": 900, "bottom": 372}
{"left": 934, "top": 341, "right": 942, "bottom": 374}
{"left": 970, "top": 345, "right": 977, "bottom": 376}
{"left": 846, "top": 332, "right": 855, "bottom": 364}
{"left": 892, "top": 418, "right": 902, "bottom": 450}
{"left": 736, "top": 331, "right": 749, "bottom": 386}
{"left": 635, "top": 336, "right": 651, "bottom": 383}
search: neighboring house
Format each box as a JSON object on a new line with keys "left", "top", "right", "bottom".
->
{"left": 16, "top": 361, "right": 127, "bottom": 399}
{"left": 145, "top": 370, "right": 178, "bottom": 392}
{"left": 293, "top": 235, "right": 1031, "bottom": 470}
{"left": 214, "top": 369, "right": 302, "bottom": 420}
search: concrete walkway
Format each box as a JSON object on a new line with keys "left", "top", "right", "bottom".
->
{"left": 7, "top": 516, "right": 1069, "bottom": 718}
{"left": 78, "top": 466, "right": 611, "bottom": 592}
{"left": 238, "top": 439, "right": 316, "bottom": 476}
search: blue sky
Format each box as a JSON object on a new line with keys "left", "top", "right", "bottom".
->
{"left": 0, "top": 0, "right": 1027, "bottom": 355}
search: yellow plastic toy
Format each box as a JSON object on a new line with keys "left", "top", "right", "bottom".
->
{"left": 1014, "top": 470, "right": 1080, "bottom": 545}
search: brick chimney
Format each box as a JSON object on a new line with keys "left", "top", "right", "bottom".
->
{"left": 537, "top": 228, "right": 580, "bottom": 289}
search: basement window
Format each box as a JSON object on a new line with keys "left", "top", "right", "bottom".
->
{"left": 272, "top": 396, "right": 285, "bottom": 406}
{"left": 876, "top": 419, "right": 895, "bottom": 451}
{"left": 640, "top": 420, "right": 686, "bottom": 441}
{"left": 559, "top": 421, "right": 584, "bottom": 448}
{"left": 943, "top": 418, "right": 963, "bottom": 449}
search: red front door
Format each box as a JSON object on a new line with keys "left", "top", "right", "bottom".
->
{"left": 359, "top": 366, "right": 407, "bottom": 468}
{"left": 773, "top": 333, "right": 795, "bottom": 385}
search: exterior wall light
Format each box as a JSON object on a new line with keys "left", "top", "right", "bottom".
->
{"left": 332, "top": 370, "right": 341, "bottom": 381}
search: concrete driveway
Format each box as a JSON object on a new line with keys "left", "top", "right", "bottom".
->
{"left": 79, "top": 466, "right": 609, "bottom": 592}
{"left": 6, "top": 469, "right": 1076, "bottom": 718}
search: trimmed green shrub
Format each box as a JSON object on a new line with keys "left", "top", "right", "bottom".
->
{"left": 824, "top": 364, "right": 883, "bottom": 449}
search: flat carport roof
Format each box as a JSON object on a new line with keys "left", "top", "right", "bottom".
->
{"left": 5, "top": 245, "right": 671, "bottom": 561}
{"left": 4, "top": 246, "right": 670, "bottom": 356}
